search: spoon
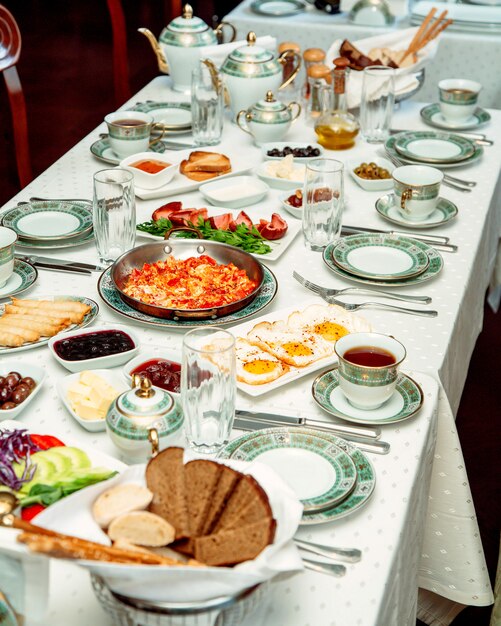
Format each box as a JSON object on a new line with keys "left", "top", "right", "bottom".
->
{"left": 0, "top": 492, "right": 56, "bottom": 536}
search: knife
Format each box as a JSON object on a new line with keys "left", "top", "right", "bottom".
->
{"left": 342, "top": 225, "right": 449, "bottom": 245}
{"left": 235, "top": 409, "right": 381, "bottom": 439}
{"left": 16, "top": 254, "right": 106, "bottom": 272}
{"left": 24, "top": 261, "right": 92, "bottom": 275}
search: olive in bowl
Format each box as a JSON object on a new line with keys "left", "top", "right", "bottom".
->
{"left": 0, "top": 363, "right": 46, "bottom": 421}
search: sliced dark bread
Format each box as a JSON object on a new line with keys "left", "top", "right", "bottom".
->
{"left": 194, "top": 518, "right": 276, "bottom": 566}
{"left": 201, "top": 465, "right": 242, "bottom": 536}
{"left": 145, "top": 447, "right": 190, "bottom": 540}
{"left": 212, "top": 475, "right": 265, "bottom": 533}
{"left": 185, "top": 459, "right": 222, "bottom": 537}
{"left": 215, "top": 477, "right": 273, "bottom": 532}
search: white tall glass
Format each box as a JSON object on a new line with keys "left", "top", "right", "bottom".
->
{"left": 302, "top": 158, "right": 344, "bottom": 251}
{"left": 93, "top": 168, "right": 135, "bottom": 264}
{"left": 360, "top": 66, "right": 395, "bottom": 144}
{"left": 181, "top": 328, "right": 236, "bottom": 454}
{"left": 191, "top": 62, "right": 224, "bottom": 146}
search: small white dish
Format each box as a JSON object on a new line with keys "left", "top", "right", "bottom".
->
{"left": 57, "top": 369, "right": 128, "bottom": 432}
{"left": 255, "top": 162, "right": 305, "bottom": 190}
{"left": 199, "top": 175, "right": 269, "bottom": 209}
{"left": 279, "top": 189, "right": 303, "bottom": 219}
{"left": 261, "top": 142, "right": 324, "bottom": 163}
{"left": 0, "top": 363, "right": 46, "bottom": 421}
{"left": 348, "top": 157, "right": 394, "bottom": 191}
{"left": 122, "top": 349, "right": 182, "bottom": 397}
{"left": 48, "top": 325, "right": 140, "bottom": 373}
{"left": 120, "top": 152, "right": 178, "bottom": 190}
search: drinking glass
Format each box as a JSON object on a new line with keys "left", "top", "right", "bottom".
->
{"left": 360, "top": 66, "right": 395, "bottom": 143}
{"left": 191, "top": 61, "right": 224, "bottom": 146}
{"left": 93, "top": 168, "right": 136, "bottom": 264}
{"left": 181, "top": 328, "right": 236, "bottom": 454}
{"left": 302, "top": 158, "right": 344, "bottom": 251}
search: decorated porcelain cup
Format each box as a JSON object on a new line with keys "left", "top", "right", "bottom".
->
{"left": 104, "top": 111, "right": 165, "bottom": 158}
{"left": 392, "top": 165, "right": 443, "bottom": 221}
{"left": 0, "top": 227, "right": 17, "bottom": 288}
{"left": 335, "top": 332, "right": 406, "bottom": 410}
{"left": 438, "top": 79, "right": 482, "bottom": 124}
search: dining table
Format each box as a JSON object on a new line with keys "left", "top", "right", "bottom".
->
{"left": 0, "top": 75, "right": 497, "bottom": 626}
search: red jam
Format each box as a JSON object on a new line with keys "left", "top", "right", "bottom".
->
{"left": 53, "top": 330, "right": 135, "bottom": 361}
{"left": 130, "top": 159, "right": 169, "bottom": 174}
{"left": 130, "top": 358, "right": 181, "bottom": 393}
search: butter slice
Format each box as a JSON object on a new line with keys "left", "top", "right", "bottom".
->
{"left": 68, "top": 371, "right": 120, "bottom": 421}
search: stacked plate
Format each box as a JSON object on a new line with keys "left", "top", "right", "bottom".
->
{"left": 386, "top": 130, "right": 482, "bottom": 169}
{"left": 218, "top": 426, "right": 376, "bottom": 524}
{"left": 1, "top": 201, "right": 94, "bottom": 249}
{"left": 411, "top": 1, "right": 501, "bottom": 31}
{"left": 131, "top": 101, "right": 192, "bottom": 134}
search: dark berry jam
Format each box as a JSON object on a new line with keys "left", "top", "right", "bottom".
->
{"left": 130, "top": 359, "right": 181, "bottom": 393}
{"left": 54, "top": 330, "right": 135, "bottom": 361}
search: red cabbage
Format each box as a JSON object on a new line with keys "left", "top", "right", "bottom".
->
{"left": 0, "top": 429, "right": 40, "bottom": 491}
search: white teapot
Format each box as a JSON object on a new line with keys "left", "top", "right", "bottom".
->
{"left": 139, "top": 4, "right": 236, "bottom": 93}
{"left": 221, "top": 32, "right": 301, "bottom": 120}
{"left": 237, "top": 91, "right": 301, "bottom": 145}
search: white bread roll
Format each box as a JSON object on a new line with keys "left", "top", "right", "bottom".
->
{"left": 92, "top": 483, "right": 153, "bottom": 528}
{"left": 108, "top": 511, "right": 176, "bottom": 547}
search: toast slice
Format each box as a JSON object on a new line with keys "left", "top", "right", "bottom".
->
{"left": 146, "top": 447, "right": 190, "bottom": 540}
{"left": 180, "top": 169, "right": 230, "bottom": 182}
{"left": 200, "top": 465, "right": 242, "bottom": 536}
{"left": 181, "top": 151, "right": 231, "bottom": 173}
{"left": 185, "top": 459, "right": 222, "bottom": 537}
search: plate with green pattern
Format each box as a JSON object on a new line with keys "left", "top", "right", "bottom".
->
{"left": 312, "top": 366, "right": 424, "bottom": 425}
{"left": 90, "top": 135, "right": 167, "bottom": 165}
{"left": 323, "top": 236, "right": 443, "bottom": 287}
{"left": 375, "top": 193, "right": 458, "bottom": 229}
{"left": 420, "top": 104, "right": 491, "bottom": 132}
{"left": 250, "top": 0, "right": 306, "bottom": 16}
{"left": 2, "top": 201, "right": 93, "bottom": 242}
{"left": 98, "top": 265, "right": 277, "bottom": 329}
{"left": 385, "top": 135, "right": 483, "bottom": 170}
{"left": 219, "top": 426, "right": 376, "bottom": 524}
{"left": 330, "top": 233, "right": 430, "bottom": 281}
{"left": 394, "top": 130, "right": 475, "bottom": 164}
{"left": 131, "top": 101, "right": 192, "bottom": 131}
{"left": 0, "top": 259, "right": 38, "bottom": 299}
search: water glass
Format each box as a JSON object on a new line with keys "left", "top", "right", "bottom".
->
{"left": 93, "top": 168, "right": 136, "bottom": 264}
{"left": 181, "top": 328, "right": 236, "bottom": 454}
{"left": 360, "top": 66, "right": 395, "bottom": 143}
{"left": 302, "top": 158, "right": 344, "bottom": 251}
{"left": 191, "top": 61, "right": 224, "bottom": 146}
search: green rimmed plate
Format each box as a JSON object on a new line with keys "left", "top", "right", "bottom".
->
{"left": 420, "top": 104, "right": 491, "bottom": 131}
{"left": 219, "top": 426, "right": 376, "bottom": 524}
{"left": 98, "top": 265, "right": 278, "bottom": 329}
{"left": 90, "top": 136, "right": 167, "bottom": 166}
{"left": 0, "top": 295, "right": 99, "bottom": 354}
{"left": 330, "top": 233, "right": 430, "bottom": 281}
{"left": 312, "top": 366, "right": 424, "bottom": 425}
{"left": 394, "top": 130, "right": 475, "bottom": 164}
{"left": 385, "top": 135, "right": 483, "bottom": 170}
{"left": 2, "top": 201, "right": 93, "bottom": 242}
{"left": 219, "top": 429, "right": 357, "bottom": 512}
{"left": 250, "top": 0, "right": 306, "bottom": 16}
{"left": 131, "top": 101, "right": 192, "bottom": 131}
{"left": 15, "top": 229, "right": 94, "bottom": 250}
{"left": 375, "top": 193, "right": 458, "bottom": 229}
{"left": 0, "top": 259, "right": 38, "bottom": 299}
{"left": 323, "top": 237, "right": 443, "bottom": 288}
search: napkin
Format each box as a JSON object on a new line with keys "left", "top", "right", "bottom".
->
{"left": 326, "top": 27, "right": 439, "bottom": 108}
{"left": 33, "top": 452, "right": 304, "bottom": 603}
{"left": 198, "top": 36, "right": 277, "bottom": 68}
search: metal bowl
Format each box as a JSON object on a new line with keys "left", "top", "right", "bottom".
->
{"left": 111, "top": 239, "right": 265, "bottom": 320}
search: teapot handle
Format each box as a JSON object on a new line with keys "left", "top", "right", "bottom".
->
{"left": 236, "top": 110, "right": 253, "bottom": 135}
{"left": 148, "top": 428, "right": 159, "bottom": 458}
{"left": 215, "top": 21, "right": 236, "bottom": 43}
{"left": 278, "top": 50, "right": 302, "bottom": 90}
{"left": 288, "top": 101, "right": 302, "bottom": 122}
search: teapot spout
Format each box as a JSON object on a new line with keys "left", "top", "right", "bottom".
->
{"left": 138, "top": 28, "right": 170, "bottom": 74}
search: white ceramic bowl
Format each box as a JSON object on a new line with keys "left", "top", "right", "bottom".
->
{"left": 48, "top": 325, "right": 140, "bottom": 373}
{"left": 199, "top": 175, "right": 269, "bottom": 209}
{"left": 0, "top": 363, "right": 46, "bottom": 421}
{"left": 122, "top": 349, "right": 182, "bottom": 397}
{"left": 261, "top": 142, "right": 324, "bottom": 163}
{"left": 255, "top": 162, "right": 305, "bottom": 190}
{"left": 57, "top": 369, "right": 128, "bottom": 432}
{"left": 348, "top": 157, "right": 394, "bottom": 191}
{"left": 279, "top": 189, "right": 303, "bottom": 219}
{"left": 120, "top": 152, "right": 178, "bottom": 190}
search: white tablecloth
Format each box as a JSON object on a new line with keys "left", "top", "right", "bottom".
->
{"left": 0, "top": 77, "right": 496, "bottom": 624}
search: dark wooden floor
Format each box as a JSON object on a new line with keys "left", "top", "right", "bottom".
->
{"left": 1, "top": 2, "right": 499, "bottom": 624}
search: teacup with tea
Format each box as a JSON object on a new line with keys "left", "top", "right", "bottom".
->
{"left": 438, "top": 79, "right": 482, "bottom": 124}
{"left": 392, "top": 165, "right": 443, "bottom": 221}
{"left": 104, "top": 111, "right": 165, "bottom": 158}
{"left": 0, "top": 226, "right": 17, "bottom": 288}
{"left": 335, "top": 332, "right": 406, "bottom": 410}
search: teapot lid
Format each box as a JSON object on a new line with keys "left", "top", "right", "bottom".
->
{"left": 168, "top": 4, "right": 209, "bottom": 33}
{"left": 117, "top": 375, "right": 175, "bottom": 420}
{"left": 228, "top": 32, "right": 274, "bottom": 64}
{"left": 160, "top": 4, "right": 217, "bottom": 47}
{"left": 252, "top": 91, "right": 288, "bottom": 113}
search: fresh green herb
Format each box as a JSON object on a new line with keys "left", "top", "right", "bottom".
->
{"left": 137, "top": 218, "right": 273, "bottom": 255}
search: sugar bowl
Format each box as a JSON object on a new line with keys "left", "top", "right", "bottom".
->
{"left": 237, "top": 91, "right": 301, "bottom": 145}
{"left": 106, "top": 374, "right": 184, "bottom": 462}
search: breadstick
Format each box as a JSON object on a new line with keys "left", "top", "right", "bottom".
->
{"left": 11, "top": 298, "right": 91, "bottom": 315}
{"left": 404, "top": 7, "right": 436, "bottom": 58}
{"left": 0, "top": 315, "right": 65, "bottom": 336}
{"left": 415, "top": 10, "right": 448, "bottom": 50}
{"left": 418, "top": 18, "right": 453, "bottom": 49}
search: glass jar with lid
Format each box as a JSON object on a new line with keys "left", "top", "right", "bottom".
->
{"left": 302, "top": 48, "right": 326, "bottom": 99}
{"left": 306, "top": 64, "right": 332, "bottom": 126}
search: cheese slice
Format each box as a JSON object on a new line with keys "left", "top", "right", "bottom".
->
{"left": 68, "top": 371, "right": 120, "bottom": 421}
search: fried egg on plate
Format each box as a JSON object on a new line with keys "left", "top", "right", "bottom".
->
{"left": 246, "top": 320, "right": 334, "bottom": 368}
{"left": 236, "top": 338, "right": 290, "bottom": 385}
{"left": 287, "top": 303, "right": 372, "bottom": 343}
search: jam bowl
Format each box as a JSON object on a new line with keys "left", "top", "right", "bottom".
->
{"left": 120, "top": 152, "right": 178, "bottom": 190}
{"left": 122, "top": 349, "right": 182, "bottom": 397}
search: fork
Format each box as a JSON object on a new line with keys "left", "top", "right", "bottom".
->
{"left": 314, "top": 293, "right": 438, "bottom": 317}
{"left": 295, "top": 538, "right": 362, "bottom": 563}
{"left": 293, "top": 272, "right": 431, "bottom": 304}
{"left": 385, "top": 153, "right": 475, "bottom": 191}
{"left": 303, "top": 557, "right": 346, "bottom": 577}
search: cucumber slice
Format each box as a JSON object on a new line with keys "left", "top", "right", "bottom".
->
{"left": 50, "top": 446, "right": 91, "bottom": 470}
{"left": 36, "top": 449, "right": 72, "bottom": 474}
{"left": 17, "top": 453, "right": 57, "bottom": 493}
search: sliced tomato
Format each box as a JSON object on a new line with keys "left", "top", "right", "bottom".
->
{"left": 29, "top": 434, "right": 65, "bottom": 450}
{"left": 21, "top": 504, "right": 46, "bottom": 521}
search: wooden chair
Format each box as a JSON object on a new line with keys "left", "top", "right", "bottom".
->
{"left": 0, "top": 5, "right": 32, "bottom": 188}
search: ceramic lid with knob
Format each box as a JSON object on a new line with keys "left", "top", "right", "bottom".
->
{"left": 159, "top": 3, "right": 218, "bottom": 47}
{"left": 246, "top": 91, "right": 294, "bottom": 123}
{"left": 221, "top": 32, "right": 281, "bottom": 78}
